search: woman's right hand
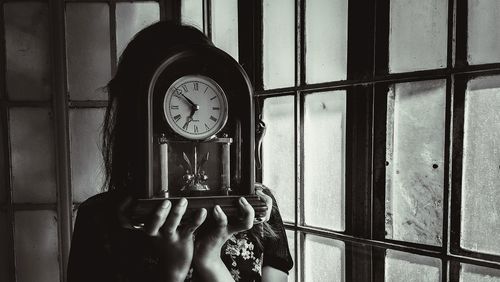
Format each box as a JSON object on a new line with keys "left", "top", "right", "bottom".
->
{"left": 144, "top": 198, "right": 207, "bottom": 282}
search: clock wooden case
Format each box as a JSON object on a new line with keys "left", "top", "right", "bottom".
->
{"left": 131, "top": 44, "right": 266, "bottom": 224}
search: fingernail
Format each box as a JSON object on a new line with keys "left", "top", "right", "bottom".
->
{"left": 179, "top": 198, "right": 187, "bottom": 206}
{"left": 214, "top": 205, "right": 222, "bottom": 214}
{"left": 161, "top": 200, "right": 171, "bottom": 209}
{"left": 240, "top": 197, "right": 249, "bottom": 205}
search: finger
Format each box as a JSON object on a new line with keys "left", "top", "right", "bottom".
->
{"left": 144, "top": 200, "right": 171, "bottom": 236}
{"left": 213, "top": 205, "right": 228, "bottom": 229}
{"left": 163, "top": 198, "right": 188, "bottom": 235}
{"left": 229, "top": 197, "right": 254, "bottom": 234}
{"left": 181, "top": 208, "right": 207, "bottom": 235}
{"left": 256, "top": 190, "right": 273, "bottom": 222}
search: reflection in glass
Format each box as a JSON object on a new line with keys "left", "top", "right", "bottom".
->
{"left": 262, "top": 96, "right": 295, "bottom": 222}
{"left": 385, "top": 250, "right": 441, "bottom": 281}
{"left": 389, "top": 0, "right": 447, "bottom": 73}
{"left": 461, "top": 75, "right": 500, "bottom": 256}
{"left": 10, "top": 108, "right": 56, "bottom": 203}
{"left": 304, "top": 91, "right": 346, "bottom": 231}
{"left": 70, "top": 109, "right": 106, "bottom": 203}
{"left": 467, "top": 0, "right": 500, "bottom": 65}
{"left": 211, "top": 0, "right": 239, "bottom": 60}
{"left": 460, "top": 263, "right": 500, "bottom": 282}
{"left": 263, "top": 0, "right": 295, "bottom": 89}
{"left": 4, "top": 2, "right": 50, "bottom": 101}
{"left": 116, "top": 2, "right": 160, "bottom": 58}
{"left": 66, "top": 3, "right": 111, "bottom": 100}
{"left": 385, "top": 80, "right": 446, "bottom": 246}
{"left": 181, "top": 0, "right": 203, "bottom": 31}
{"left": 304, "top": 235, "right": 344, "bottom": 282}
{"left": 14, "top": 211, "right": 60, "bottom": 282}
{"left": 305, "top": 0, "right": 347, "bottom": 83}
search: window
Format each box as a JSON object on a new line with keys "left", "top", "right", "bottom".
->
{"left": 2, "top": 0, "right": 500, "bottom": 281}
{"left": 0, "top": 1, "right": 161, "bottom": 281}
{"left": 253, "top": 0, "right": 500, "bottom": 281}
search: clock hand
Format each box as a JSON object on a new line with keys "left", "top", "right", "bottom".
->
{"left": 177, "top": 90, "right": 199, "bottom": 110}
{"left": 182, "top": 116, "right": 193, "bottom": 130}
{"left": 182, "top": 107, "right": 198, "bottom": 129}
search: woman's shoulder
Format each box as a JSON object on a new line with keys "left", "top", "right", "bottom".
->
{"left": 75, "top": 190, "right": 126, "bottom": 223}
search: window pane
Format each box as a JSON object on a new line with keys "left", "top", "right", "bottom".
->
{"left": 14, "top": 210, "right": 60, "bottom": 282}
{"left": 305, "top": 0, "right": 347, "bottom": 83}
{"left": 10, "top": 108, "right": 56, "bottom": 203}
{"left": 263, "top": 0, "right": 295, "bottom": 89}
{"left": 304, "top": 91, "right": 346, "bottom": 231}
{"left": 262, "top": 96, "right": 295, "bottom": 222}
{"left": 0, "top": 212, "right": 10, "bottom": 282}
{"left": 304, "top": 235, "right": 345, "bottom": 282}
{"left": 460, "top": 263, "right": 500, "bottom": 282}
{"left": 181, "top": 0, "right": 203, "bottom": 31}
{"left": 385, "top": 250, "right": 441, "bottom": 281}
{"left": 389, "top": 0, "right": 448, "bottom": 73}
{"left": 66, "top": 3, "right": 110, "bottom": 100}
{"left": 461, "top": 75, "right": 500, "bottom": 256}
{"left": 211, "top": 0, "right": 239, "bottom": 60}
{"left": 286, "top": 230, "right": 296, "bottom": 282}
{"left": 467, "top": 0, "right": 500, "bottom": 65}
{"left": 70, "top": 108, "right": 105, "bottom": 203}
{"left": 385, "top": 80, "right": 446, "bottom": 246}
{"left": 116, "top": 2, "right": 160, "bottom": 58}
{"left": 4, "top": 2, "right": 50, "bottom": 101}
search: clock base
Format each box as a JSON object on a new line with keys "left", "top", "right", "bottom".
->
{"left": 129, "top": 195, "right": 267, "bottom": 227}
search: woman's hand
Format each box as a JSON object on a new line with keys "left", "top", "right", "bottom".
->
{"left": 192, "top": 197, "right": 255, "bottom": 281}
{"left": 144, "top": 198, "right": 207, "bottom": 282}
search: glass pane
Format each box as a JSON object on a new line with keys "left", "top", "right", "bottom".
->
{"left": 181, "top": 0, "right": 203, "bottom": 31}
{"left": 304, "top": 91, "right": 346, "bottom": 231}
{"left": 263, "top": 0, "right": 295, "bottom": 89}
{"left": 116, "top": 2, "right": 160, "bottom": 58}
{"left": 461, "top": 75, "right": 500, "bottom": 256}
{"left": 262, "top": 96, "right": 295, "bottom": 222}
{"left": 4, "top": 2, "right": 50, "bottom": 101}
{"left": 14, "top": 210, "right": 60, "bottom": 282}
{"left": 304, "top": 235, "right": 345, "bottom": 282}
{"left": 10, "top": 108, "right": 56, "bottom": 203}
{"left": 66, "top": 3, "right": 110, "bottom": 100}
{"left": 389, "top": 0, "right": 448, "bottom": 73}
{"left": 286, "top": 230, "right": 296, "bottom": 282}
{"left": 467, "top": 0, "right": 500, "bottom": 65}
{"left": 305, "top": 0, "right": 347, "bottom": 84}
{"left": 70, "top": 108, "right": 106, "bottom": 203}
{"left": 0, "top": 212, "right": 10, "bottom": 282}
{"left": 385, "top": 250, "right": 441, "bottom": 281}
{"left": 211, "top": 0, "right": 239, "bottom": 60}
{"left": 460, "top": 263, "right": 500, "bottom": 282}
{"left": 385, "top": 80, "right": 446, "bottom": 246}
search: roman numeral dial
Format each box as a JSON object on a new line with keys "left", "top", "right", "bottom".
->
{"left": 163, "top": 75, "right": 228, "bottom": 140}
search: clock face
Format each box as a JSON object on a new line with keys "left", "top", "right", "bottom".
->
{"left": 163, "top": 75, "right": 228, "bottom": 140}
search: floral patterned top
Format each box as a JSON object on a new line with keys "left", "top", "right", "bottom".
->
{"left": 68, "top": 190, "right": 293, "bottom": 282}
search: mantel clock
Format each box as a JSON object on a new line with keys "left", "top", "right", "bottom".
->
{"left": 131, "top": 44, "right": 266, "bottom": 223}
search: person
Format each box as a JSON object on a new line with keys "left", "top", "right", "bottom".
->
{"left": 67, "top": 21, "right": 293, "bottom": 282}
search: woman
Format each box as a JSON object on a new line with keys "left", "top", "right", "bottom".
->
{"left": 67, "top": 21, "right": 292, "bottom": 282}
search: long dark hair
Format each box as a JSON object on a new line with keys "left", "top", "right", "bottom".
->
{"left": 102, "top": 22, "right": 211, "bottom": 195}
{"left": 102, "top": 21, "right": 278, "bottom": 243}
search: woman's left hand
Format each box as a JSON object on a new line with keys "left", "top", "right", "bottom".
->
{"left": 192, "top": 197, "right": 255, "bottom": 280}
